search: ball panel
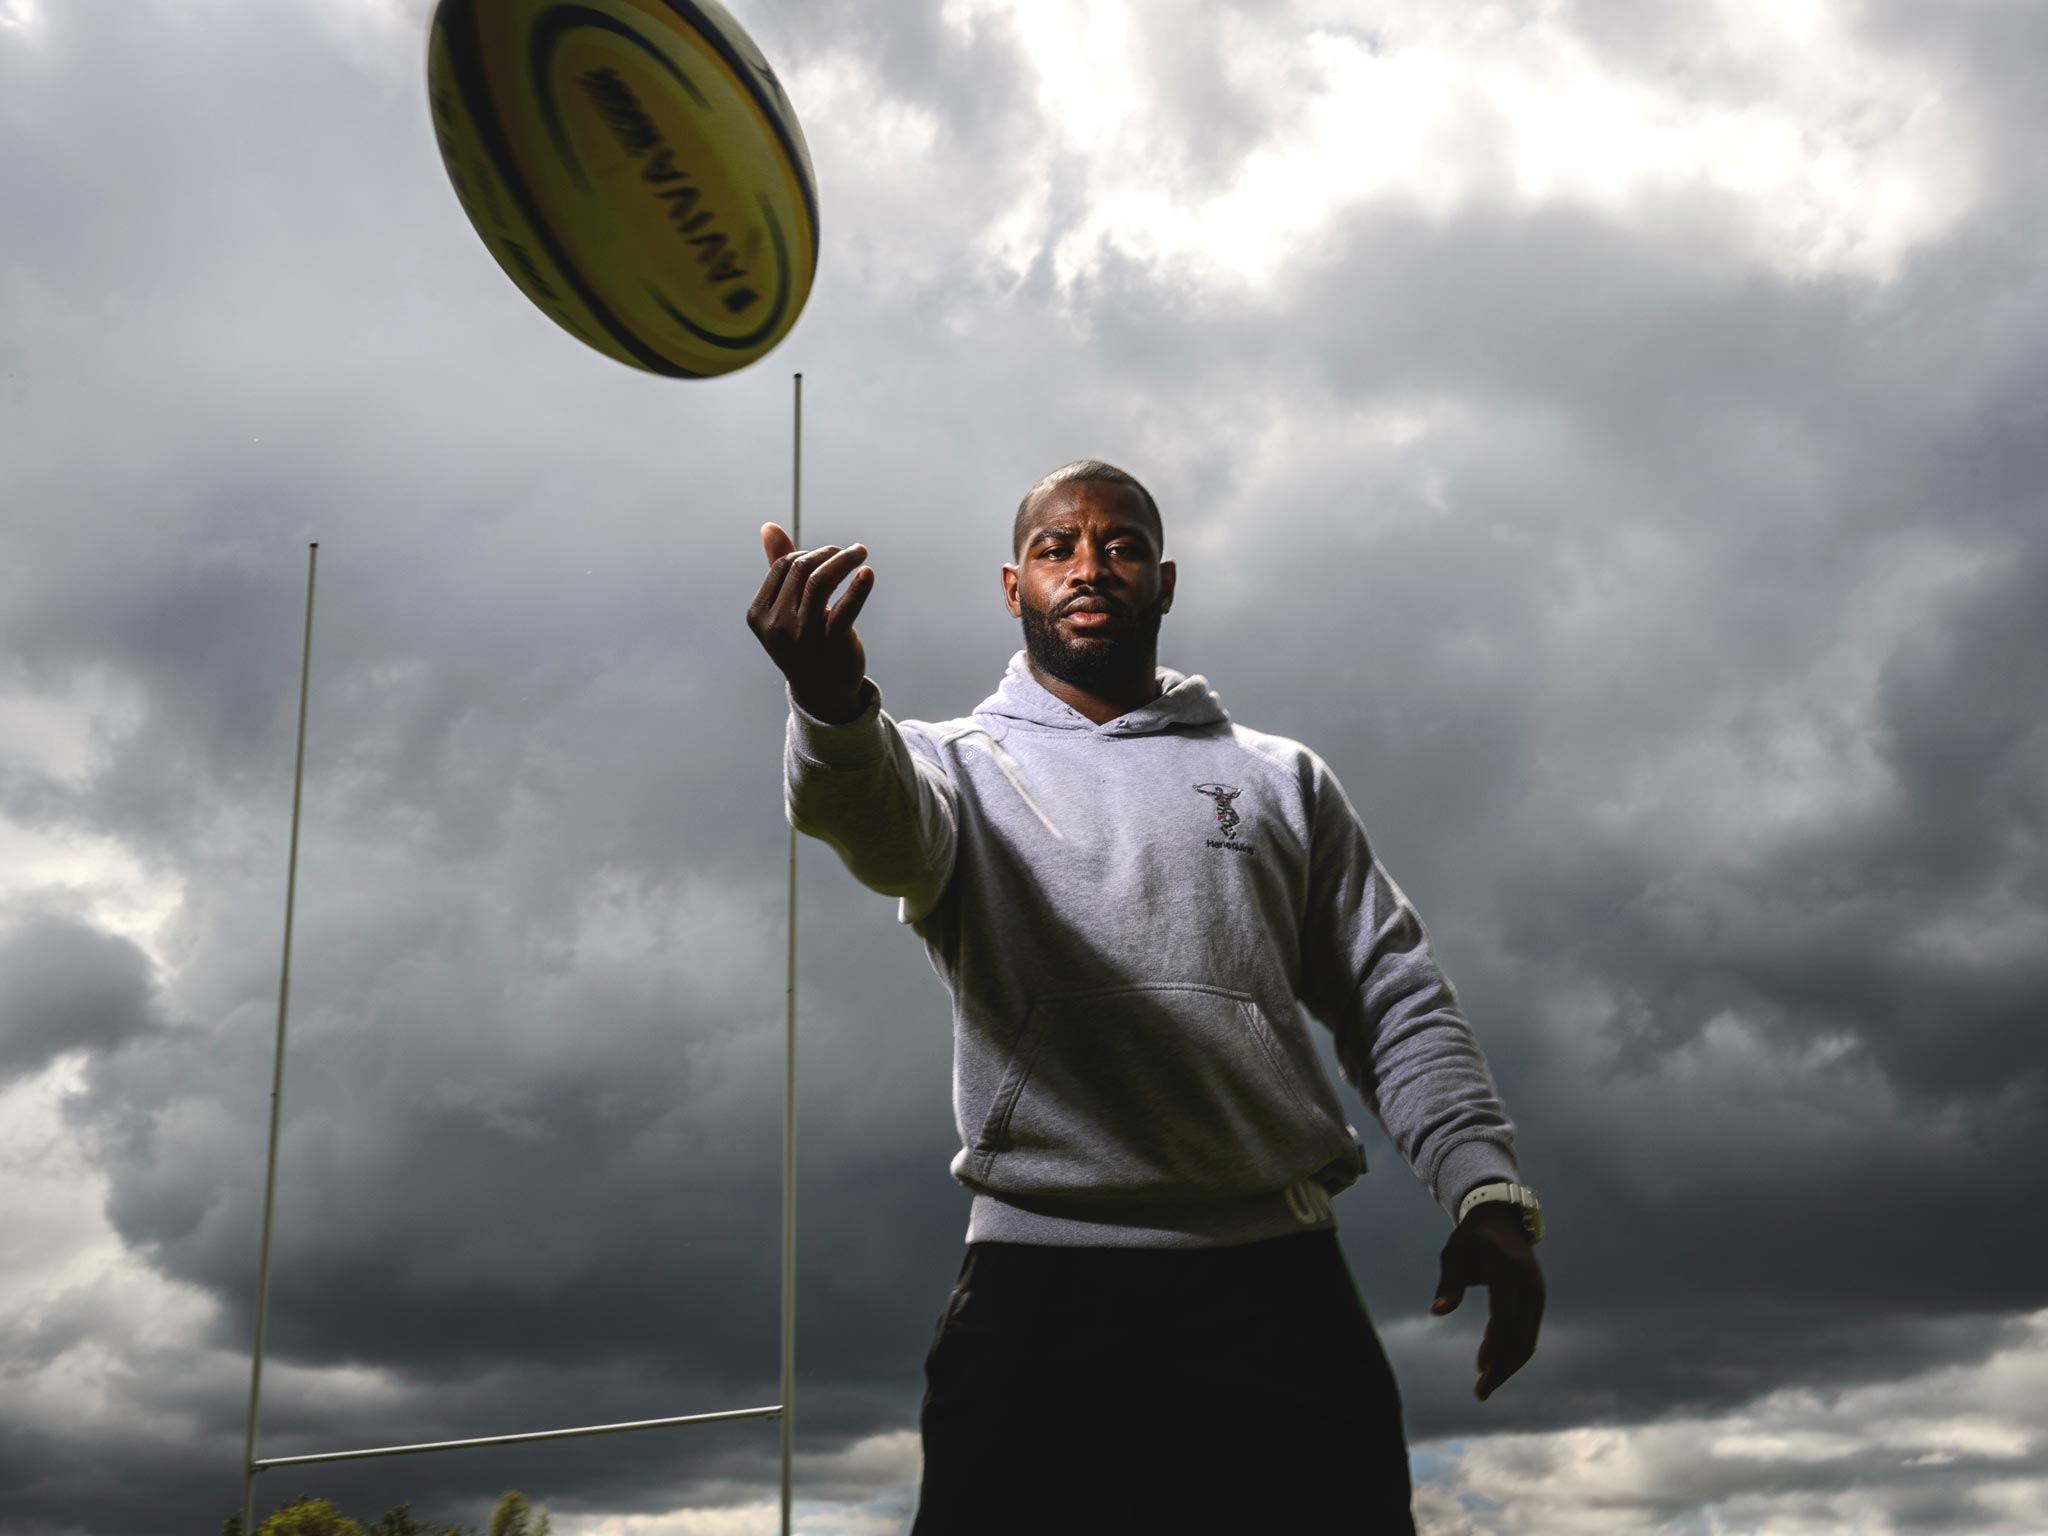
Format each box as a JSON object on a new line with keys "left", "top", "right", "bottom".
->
{"left": 516, "top": 10, "right": 801, "bottom": 353}
{"left": 430, "top": 0, "right": 817, "bottom": 378}
{"left": 430, "top": 0, "right": 700, "bottom": 375}
{"left": 649, "top": 0, "right": 820, "bottom": 246}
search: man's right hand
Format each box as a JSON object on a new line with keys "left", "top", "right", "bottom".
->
{"left": 746, "top": 522, "right": 875, "bottom": 724}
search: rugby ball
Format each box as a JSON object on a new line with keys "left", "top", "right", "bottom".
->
{"left": 427, "top": 0, "right": 819, "bottom": 377}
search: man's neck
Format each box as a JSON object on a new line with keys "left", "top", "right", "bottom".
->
{"left": 1027, "top": 655, "right": 1164, "bottom": 725}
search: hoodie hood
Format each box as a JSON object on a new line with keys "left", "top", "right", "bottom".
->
{"left": 974, "top": 650, "right": 1230, "bottom": 736}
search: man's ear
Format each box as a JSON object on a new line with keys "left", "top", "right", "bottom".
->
{"left": 1001, "top": 563, "right": 1022, "bottom": 617}
{"left": 1159, "top": 559, "right": 1177, "bottom": 614}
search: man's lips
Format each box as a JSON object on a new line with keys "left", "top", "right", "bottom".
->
{"left": 1059, "top": 600, "right": 1123, "bottom": 628}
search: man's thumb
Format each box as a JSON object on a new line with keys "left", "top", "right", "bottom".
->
{"left": 1433, "top": 1249, "right": 1467, "bottom": 1315}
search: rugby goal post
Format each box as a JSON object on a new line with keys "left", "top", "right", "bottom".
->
{"left": 241, "top": 376, "right": 807, "bottom": 1536}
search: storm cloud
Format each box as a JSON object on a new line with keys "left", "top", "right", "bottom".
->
{"left": 2, "top": 0, "right": 2044, "bottom": 1532}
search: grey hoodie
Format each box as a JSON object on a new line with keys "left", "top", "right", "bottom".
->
{"left": 785, "top": 651, "right": 1520, "bottom": 1249}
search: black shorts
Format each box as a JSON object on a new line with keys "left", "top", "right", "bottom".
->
{"left": 911, "top": 1229, "right": 1417, "bottom": 1535}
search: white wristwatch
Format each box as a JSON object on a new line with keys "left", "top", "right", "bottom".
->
{"left": 1456, "top": 1181, "right": 1543, "bottom": 1243}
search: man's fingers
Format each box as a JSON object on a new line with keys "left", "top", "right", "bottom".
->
{"left": 827, "top": 565, "right": 875, "bottom": 638}
{"left": 771, "top": 545, "right": 840, "bottom": 623}
{"left": 749, "top": 550, "right": 800, "bottom": 625}
{"left": 1433, "top": 1244, "right": 1469, "bottom": 1315}
{"left": 1477, "top": 1320, "right": 1515, "bottom": 1399}
{"left": 1475, "top": 1290, "right": 1540, "bottom": 1400}
{"left": 800, "top": 544, "right": 867, "bottom": 627}
{"left": 747, "top": 534, "right": 873, "bottom": 691}
{"left": 752, "top": 542, "right": 836, "bottom": 634}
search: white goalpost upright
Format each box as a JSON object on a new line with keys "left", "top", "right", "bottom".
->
{"left": 240, "top": 374, "right": 808, "bottom": 1536}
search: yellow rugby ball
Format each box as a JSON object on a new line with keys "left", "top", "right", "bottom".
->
{"left": 427, "top": 0, "right": 819, "bottom": 377}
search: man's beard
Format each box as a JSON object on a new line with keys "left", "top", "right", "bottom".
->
{"left": 1018, "top": 591, "right": 1166, "bottom": 690}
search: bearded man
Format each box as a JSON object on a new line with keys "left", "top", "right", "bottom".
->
{"left": 745, "top": 460, "right": 1545, "bottom": 1534}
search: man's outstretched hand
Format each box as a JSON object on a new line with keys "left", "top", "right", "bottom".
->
{"left": 1432, "top": 1204, "right": 1546, "bottom": 1401}
{"left": 746, "top": 522, "right": 874, "bottom": 724}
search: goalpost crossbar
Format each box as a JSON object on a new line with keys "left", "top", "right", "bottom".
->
{"left": 250, "top": 1405, "right": 784, "bottom": 1470}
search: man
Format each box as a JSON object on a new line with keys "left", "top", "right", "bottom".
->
{"left": 745, "top": 461, "right": 1544, "bottom": 1534}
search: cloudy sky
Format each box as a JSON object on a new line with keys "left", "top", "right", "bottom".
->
{"left": 4, "top": 0, "right": 2046, "bottom": 1531}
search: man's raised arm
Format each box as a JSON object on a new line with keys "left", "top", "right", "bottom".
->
{"left": 745, "top": 523, "right": 957, "bottom": 921}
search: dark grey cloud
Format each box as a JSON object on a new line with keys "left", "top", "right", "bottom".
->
{"left": 0, "top": 914, "right": 159, "bottom": 1079}
{"left": 3, "top": 0, "right": 2046, "bottom": 1533}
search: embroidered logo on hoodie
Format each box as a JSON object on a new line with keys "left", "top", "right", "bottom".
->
{"left": 1193, "top": 782, "right": 1253, "bottom": 853}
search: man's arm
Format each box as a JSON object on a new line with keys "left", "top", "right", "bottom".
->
{"left": 1296, "top": 756, "right": 1517, "bottom": 1209}
{"left": 1295, "top": 753, "right": 1543, "bottom": 1399}
{"left": 746, "top": 524, "right": 957, "bottom": 921}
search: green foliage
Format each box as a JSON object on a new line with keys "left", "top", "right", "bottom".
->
{"left": 227, "top": 1496, "right": 488, "bottom": 1536}
{"left": 367, "top": 1507, "right": 467, "bottom": 1536}
{"left": 486, "top": 1490, "right": 551, "bottom": 1536}
{"left": 254, "top": 1497, "right": 364, "bottom": 1536}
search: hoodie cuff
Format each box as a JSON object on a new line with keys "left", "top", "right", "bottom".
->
{"left": 1433, "top": 1139, "right": 1521, "bottom": 1221}
{"left": 786, "top": 679, "right": 885, "bottom": 766}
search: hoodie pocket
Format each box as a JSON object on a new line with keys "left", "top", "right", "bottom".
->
{"left": 965, "top": 982, "right": 1357, "bottom": 1200}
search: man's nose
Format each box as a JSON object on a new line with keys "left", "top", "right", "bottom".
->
{"left": 1068, "top": 543, "right": 1112, "bottom": 584}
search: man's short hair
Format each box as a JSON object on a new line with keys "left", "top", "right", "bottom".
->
{"left": 1013, "top": 460, "right": 1164, "bottom": 559}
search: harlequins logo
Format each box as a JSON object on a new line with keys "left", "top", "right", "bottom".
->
{"left": 1193, "top": 782, "right": 1253, "bottom": 854}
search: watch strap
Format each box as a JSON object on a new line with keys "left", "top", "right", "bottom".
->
{"left": 1457, "top": 1181, "right": 1543, "bottom": 1242}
